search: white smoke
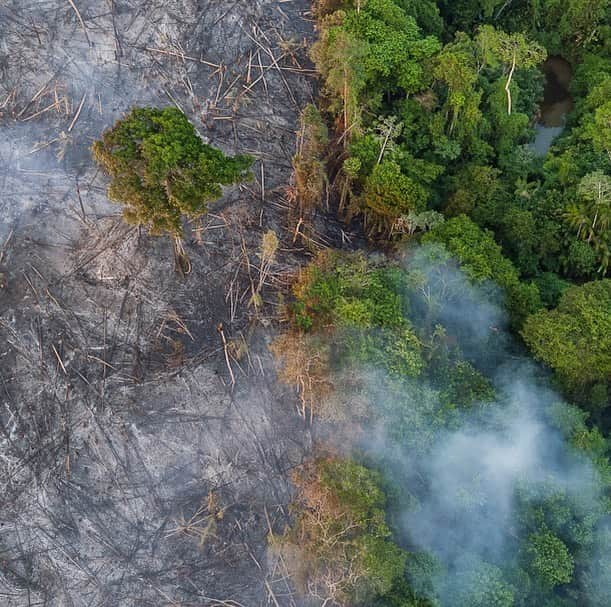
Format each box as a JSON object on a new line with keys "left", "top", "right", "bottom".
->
{"left": 359, "top": 245, "right": 610, "bottom": 605}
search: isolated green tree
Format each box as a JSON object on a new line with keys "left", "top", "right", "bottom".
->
{"left": 93, "top": 107, "right": 252, "bottom": 236}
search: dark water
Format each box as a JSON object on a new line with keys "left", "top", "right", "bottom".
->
{"left": 532, "top": 56, "right": 574, "bottom": 155}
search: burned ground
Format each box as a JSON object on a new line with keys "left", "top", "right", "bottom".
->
{"left": 0, "top": 1, "right": 319, "bottom": 605}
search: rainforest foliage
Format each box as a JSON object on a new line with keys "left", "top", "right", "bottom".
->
{"left": 311, "top": 0, "right": 610, "bottom": 277}
{"left": 277, "top": 252, "right": 611, "bottom": 607}
{"left": 93, "top": 107, "right": 252, "bottom": 235}
{"left": 277, "top": 1, "right": 610, "bottom": 606}
{"left": 305, "top": 0, "right": 610, "bottom": 404}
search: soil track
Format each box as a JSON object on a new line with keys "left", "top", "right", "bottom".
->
{"left": 0, "top": 2, "right": 316, "bottom": 605}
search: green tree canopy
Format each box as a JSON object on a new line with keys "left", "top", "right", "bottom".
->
{"left": 476, "top": 25, "right": 546, "bottom": 115}
{"left": 281, "top": 457, "right": 409, "bottom": 605}
{"left": 564, "top": 171, "right": 611, "bottom": 273}
{"left": 521, "top": 279, "right": 611, "bottom": 392}
{"left": 292, "top": 251, "right": 424, "bottom": 378}
{"left": 311, "top": 0, "right": 440, "bottom": 136}
{"left": 433, "top": 33, "right": 482, "bottom": 140}
{"left": 93, "top": 107, "right": 252, "bottom": 235}
{"left": 422, "top": 215, "right": 542, "bottom": 326}
{"left": 452, "top": 559, "right": 515, "bottom": 607}
{"left": 360, "top": 160, "right": 428, "bottom": 236}
{"left": 526, "top": 530, "right": 575, "bottom": 588}
{"left": 543, "top": 0, "right": 610, "bottom": 53}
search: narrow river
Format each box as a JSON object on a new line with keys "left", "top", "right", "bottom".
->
{"left": 532, "top": 56, "right": 574, "bottom": 155}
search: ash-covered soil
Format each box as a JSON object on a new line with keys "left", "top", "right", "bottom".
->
{"left": 0, "top": 1, "right": 317, "bottom": 605}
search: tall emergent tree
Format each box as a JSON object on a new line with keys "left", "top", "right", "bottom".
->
{"left": 93, "top": 107, "right": 252, "bottom": 236}
{"left": 476, "top": 25, "right": 546, "bottom": 115}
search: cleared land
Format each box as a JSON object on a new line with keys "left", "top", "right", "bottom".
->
{"left": 0, "top": 2, "right": 318, "bottom": 605}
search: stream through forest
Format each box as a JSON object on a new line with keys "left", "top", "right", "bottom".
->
{"left": 532, "top": 56, "right": 574, "bottom": 155}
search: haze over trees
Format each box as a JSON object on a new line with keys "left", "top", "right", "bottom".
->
{"left": 275, "top": 250, "right": 610, "bottom": 607}
{"left": 82, "top": 2, "right": 608, "bottom": 606}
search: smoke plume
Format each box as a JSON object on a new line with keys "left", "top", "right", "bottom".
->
{"left": 361, "top": 245, "right": 610, "bottom": 605}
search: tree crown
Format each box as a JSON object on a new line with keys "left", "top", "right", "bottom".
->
{"left": 93, "top": 107, "right": 252, "bottom": 235}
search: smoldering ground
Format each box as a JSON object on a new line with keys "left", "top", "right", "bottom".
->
{"left": 0, "top": 1, "right": 317, "bottom": 606}
{"left": 361, "top": 246, "right": 610, "bottom": 606}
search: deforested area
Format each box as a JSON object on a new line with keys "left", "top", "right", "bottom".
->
{"left": 1, "top": 1, "right": 610, "bottom": 607}
{"left": 0, "top": 1, "right": 317, "bottom": 605}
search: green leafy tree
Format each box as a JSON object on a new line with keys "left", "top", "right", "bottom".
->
{"left": 543, "top": 0, "right": 610, "bottom": 52}
{"left": 311, "top": 0, "right": 440, "bottom": 140}
{"left": 521, "top": 279, "right": 611, "bottom": 393}
{"left": 584, "top": 100, "right": 611, "bottom": 160}
{"left": 93, "top": 107, "right": 252, "bottom": 236}
{"left": 571, "top": 54, "right": 611, "bottom": 100}
{"left": 292, "top": 251, "right": 424, "bottom": 378}
{"left": 423, "top": 215, "right": 542, "bottom": 326}
{"left": 499, "top": 206, "right": 539, "bottom": 276}
{"left": 359, "top": 160, "right": 428, "bottom": 236}
{"left": 279, "top": 457, "right": 409, "bottom": 605}
{"left": 452, "top": 559, "right": 515, "bottom": 607}
{"left": 533, "top": 272, "right": 571, "bottom": 308}
{"left": 564, "top": 239, "right": 600, "bottom": 279}
{"left": 526, "top": 530, "right": 575, "bottom": 588}
{"left": 440, "top": 360, "right": 495, "bottom": 408}
{"left": 395, "top": 0, "right": 444, "bottom": 36}
{"left": 311, "top": 25, "right": 368, "bottom": 137}
{"left": 438, "top": 0, "right": 508, "bottom": 31}
{"left": 342, "top": 0, "right": 441, "bottom": 95}
{"left": 582, "top": 525, "right": 611, "bottom": 607}
{"left": 546, "top": 401, "right": 610, "bottom": 479}
{"left": 444, "top": 165, "right": 504, "bottom": 219}
{"left": 433, "top": 34, "right": 483, "bottom": 141}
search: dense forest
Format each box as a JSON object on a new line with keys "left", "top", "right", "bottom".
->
{"left": 272, "top": 1, "right": 611, "bottom": 606}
